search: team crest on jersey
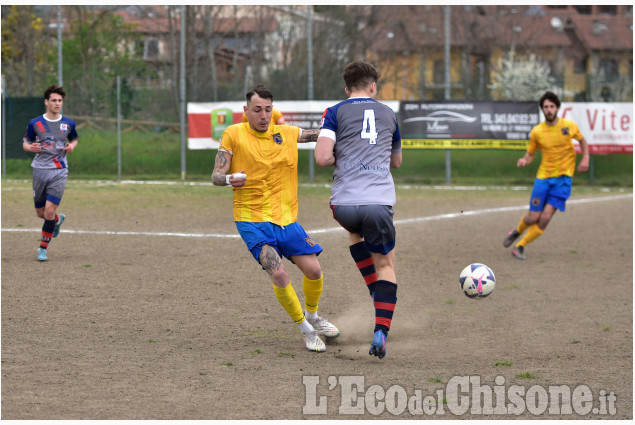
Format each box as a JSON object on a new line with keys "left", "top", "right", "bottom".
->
{"left": 273, "top": 133, "right": 283, "bottom": 145}
{"left": 60, "top": 123, "right": 69, "bottom": 133}
{"left": 304, "top": 237, "right": 318, "bottom": 247}
{"left": 531, "top": 197, "right": 541, "bottom": 207}
{"left": 561, "top": 127, "right": 569, "bottom": 136}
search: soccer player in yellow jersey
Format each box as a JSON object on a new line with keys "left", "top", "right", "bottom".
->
{"left": 503, "top": 91, "right": 589, "bottom": 260}
{"left": 211, "top": 86, "right": 339, "bottom": 352}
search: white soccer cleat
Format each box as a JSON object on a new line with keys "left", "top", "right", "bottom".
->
{"left": 308, "top": 315, "right": 340, "bottom": 338}
{"left": 303, "top": 330, "right": 326, "bottom": 352}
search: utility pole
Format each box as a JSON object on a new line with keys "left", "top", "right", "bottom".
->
{"left": 444, "top": 5, "right": 452, "bottom": 184}
{"left": 307, "top": 5, "right": 315, "bottom": 182}
{"left": 180, "top": 6, "right": 187, "bottom": 180}
{"left": 58, "top": 6, "right": 63, "bottom": 87}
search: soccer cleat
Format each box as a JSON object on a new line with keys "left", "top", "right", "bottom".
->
{"left": 503, "top": 228, "right": 520, "bottom": 247}
{"left": 369, "top": 330, "right": 387, "bottom": 359}
{"left": 52, "top": 214, "right": 65, "bottom": 238}
{"left": 303, "top": 330, "right": 326, "bottom": 352}
{"left": 37, "top": 248, "right": 48, "bottom": 262}
{"left": 308, "top": 315, "right": 340, "bottom": 338}
{"left": 512, "top": 245, "right": 527, "bottom": 260}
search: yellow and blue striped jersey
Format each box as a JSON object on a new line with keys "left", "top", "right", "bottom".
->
{"left": 528, "top": 118, "right": 582, "bottom": 179}
{"left": 219, "top": 122, "right": 301, "bottom": 226}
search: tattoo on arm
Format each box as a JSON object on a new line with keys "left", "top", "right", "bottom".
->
{"left": 212, "top": 151, "right": 231, "bottom": 185}
{"left": 260, "top": 245, "right": 283, "bottom": 277}
{"left": 299, "top": 129, "right": 319, "bottom": 143}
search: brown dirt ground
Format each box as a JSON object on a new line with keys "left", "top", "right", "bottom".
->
{"left": 1, "top": 180, "right": 632, "bottom": 419}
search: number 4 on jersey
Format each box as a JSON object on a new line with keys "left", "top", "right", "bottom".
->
{"left": 361, "top": 109, "right": 378, "bottom": 145}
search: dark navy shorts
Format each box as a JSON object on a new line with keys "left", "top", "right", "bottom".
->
{"left": 330, "top": 204, "right": 396, "bottom": 255}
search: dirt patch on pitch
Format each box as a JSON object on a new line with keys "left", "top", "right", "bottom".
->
{"left": 1, "top": 181, "right": 632, "bottom": 419}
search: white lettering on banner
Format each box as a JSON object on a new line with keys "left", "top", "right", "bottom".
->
{"left": 302, "top": 375, "right": 618, "bottom": 417}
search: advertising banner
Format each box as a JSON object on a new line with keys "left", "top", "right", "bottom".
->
{"left": 399, "top": 101, "right": 539, "bottom": 150}
{"left": 560, "top": 102, "right": 632, "bottom": 154}
{"left": 187, "top": 100, "right": 399, "bottom": 150}
{"left": 189, "top": 100, "right": 631, "bottom": 154}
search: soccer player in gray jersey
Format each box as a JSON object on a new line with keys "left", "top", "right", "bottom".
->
{"left": 22, "top": 85, "right": 79, "bottom": 261}
{"left": 315, "top": 60, "right": 402, "bottom": 358}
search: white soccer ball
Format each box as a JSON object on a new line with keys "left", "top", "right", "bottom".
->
{"left": 459, "top": 263, "right": 496, "bottom": 299}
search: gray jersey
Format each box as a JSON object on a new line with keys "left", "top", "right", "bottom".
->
{"left": 320, "top": 97, "right": 401, "bottom": 206}
{"left": 23, "top": 115, "right": 78, "bottom": 169}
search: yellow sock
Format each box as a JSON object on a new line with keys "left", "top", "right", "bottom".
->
{"left": 272, "top": 283, "right": 305, "bottom": 324}
{"left": 302, "top": 274, "right": 323, "bottom": 314}
{"left": 517, "top": 224, "right": 544, "bottom": 247}
{"left": 517, "top": 217, "right": 530, "bottom": 234}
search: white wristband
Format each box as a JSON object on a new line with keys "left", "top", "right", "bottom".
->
{"left": 225, "top": 174, "right": 231, "bottom": 185}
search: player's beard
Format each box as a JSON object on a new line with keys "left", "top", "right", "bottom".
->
{"left": 544, "top": 111, "right": 557, "bottom": 124}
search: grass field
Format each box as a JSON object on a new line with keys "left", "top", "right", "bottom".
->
{"left": 4, "top": 128, "right": 633, "bottom": 186}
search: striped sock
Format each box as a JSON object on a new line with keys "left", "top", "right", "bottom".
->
{"left": 40, "top": 218, "right": 55, "bottom": 249}
{"left": 373, "top": 280, "right": 398, "bottom": 334}
{"left": 349, "top": 242, "right": 378, "bottom": 296}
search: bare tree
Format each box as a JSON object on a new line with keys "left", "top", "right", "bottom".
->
{"left": 203, "top": 5, "right": 222, "bottom": 101}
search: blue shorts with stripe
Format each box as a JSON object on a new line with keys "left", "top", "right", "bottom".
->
{"left": 529, "top": 176, "right": 572, "bottom": 212}
{"left": 235, "top": 221, "right": 322, "bottom": 266}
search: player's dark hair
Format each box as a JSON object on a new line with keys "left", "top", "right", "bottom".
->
{"left": 44, "top": 84, "right": 66, "bottom": 100}
{"left": 343, "top": 60, "right": 379, "bottom": 92}
{"left": 539, "top": 91, "right": 560, "bottom": 108}
{"left": 246, "top": 85, "right": 273, "bottom": 102}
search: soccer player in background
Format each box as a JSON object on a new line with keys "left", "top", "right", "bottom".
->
{"left": 503, "top": 91, "right": 589, "bottom": 260}
{"left": 211, "top": 86, "right": 339, "bottom": 353}
{"left": 22, "top": 85, "right": 79, "bottom": 262}
{"left": 314, "top": 60, "right": 402, "bottom": 359}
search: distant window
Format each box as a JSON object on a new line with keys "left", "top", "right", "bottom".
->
{"left": 433, "top": 60, "right": 444, "bottom": 84}
{"left": 574, "top": 5, "right": 592, "bottom": 14}
{"left": 599, "top": 59, "right": 619, "bottom": 82}
{"left": 598, "top": 5, "right": 617, "bottom": 15}
{"left": 574, "top": 57, "right": 587, "bottom": 74}
{"left": 145, "top": 40, "right": 159, "bottom": 60}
